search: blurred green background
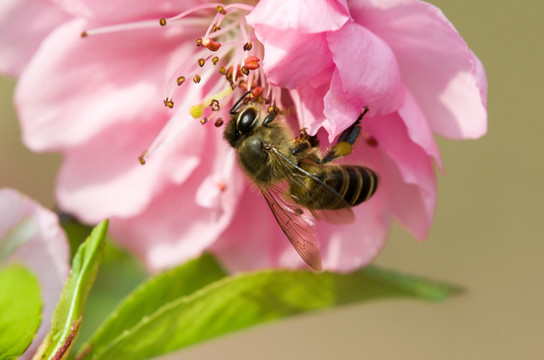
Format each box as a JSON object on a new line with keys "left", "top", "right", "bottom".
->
{"left": 1, "top": 0, "right": 542, "bottom": 359}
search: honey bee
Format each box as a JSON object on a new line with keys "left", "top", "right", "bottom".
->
{"left": 224, "top": 92, "right": 378, "bottom": 271}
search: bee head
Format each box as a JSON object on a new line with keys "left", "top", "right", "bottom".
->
{"left": 224, "top": 104, "right": 259, "bottom": 147}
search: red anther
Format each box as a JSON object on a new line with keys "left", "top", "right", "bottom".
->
{"left": 202, "top": 38, "right": 221, "bottom": 51}
{"left": 252, "top": 86, "right": 263, "bottom": 97}
{"left": 244, "top": 56, "right": 260, "bottom": 70}
{"left": 239, "top": 80, "right": 248, "bottom": 90}
{"left": 214, "top": 118, "right": 224, "bottom": 127}
{"left": 218, "top": 182, "right": 227, "bottom": 192}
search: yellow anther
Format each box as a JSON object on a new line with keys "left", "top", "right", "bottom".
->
{"left": 159, "top": 18, "right": 167, "bottom": 26}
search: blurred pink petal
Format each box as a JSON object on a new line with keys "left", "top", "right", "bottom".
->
{"left": 0, "top": 188, "right": 69, "bottom": 359}
{"left": 246, "top": 0, "right": 349, "bottom": 33}
{"left": 0, "top": 0, "right": 69, "bottom": 76}
{"left": 351, "top": 0, "right": 487, "bottom": 139}
{"left": 327, "top": 21, "right": 403, "bottom": 115}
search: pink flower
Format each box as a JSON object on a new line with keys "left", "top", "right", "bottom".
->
{"left": 0, "top": 188, "right": 70, "bottom": 359}
{"left": 0, "top": 0, "right": 487, "bottom": 272}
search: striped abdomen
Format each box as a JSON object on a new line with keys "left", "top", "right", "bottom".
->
{"left": 291, "top": 164, "right": 379, "bottom": 210}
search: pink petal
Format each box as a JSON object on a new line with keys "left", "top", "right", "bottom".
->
{"left": 322, "top": 69, "right": 362, "bottom": 141}
{"left": 0, "top": 0, "right": 69, "bottom": 76}
{"left": 211, "top": 188, "right": 294, "bottom": 273}
{"left": 350, "top": 0, "right": 487, "bottom": 139}
{"left": 109, "top": 137, "right": 245, "bottom": 271}
{"left": 317, "top": 142, "right": 390, "bottom": 272}
{"left": 55, "top": 112, "right": 204, "bottom": 222}
{"left": 289, "top": 82, "right": 329, "bottom": 134}
{"left": 51, "top": 0, "right": 202, "bottom": 23}
{"left": 398, "top": 90, "right": 443, "bottom": 169}
{"left": 0, "top": 188, "right": 69, "bottom": 360}
{"left": 246, "top": 0, "right": 349, "bottom": 33}
{"left": 327, "top": 21, "right": 404, "bottom": 116}
{"left": 254, "top": 26, "right": 333, "bottom": 89}
{"left": 365, "top": 113, "right": 437, "bottom": 240}
{"left": 15, "top": 18, "right": 201, "bottom": 152}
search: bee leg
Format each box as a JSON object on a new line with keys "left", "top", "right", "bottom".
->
{"left": 320, "top": 106, "right": 369, "bottom": 164}
{"left": 292, "top": 128, "right": 319, "bottom": 155}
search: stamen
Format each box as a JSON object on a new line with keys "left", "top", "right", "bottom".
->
{"left": 214, "top": 118, "right": 224, "bottom": 127}
{"left": 193, "top": 74, "right": 201, "bottom": 83}
{"left": 243, "top": 42, "right": 252, "bottom": 51}
{"left": 198, "top": 58, "right": 205, "bottom": 67}
{"left": 164, "top": 98, "right": 174, "bottom": 108}
{"left": 210, "top": 99, "right": 220, "bottom": 111}
{"left": 244, "top": 56, "right": 260, "bottom": 70}
{"left": 177, "top": 76, "right": 186, "bottom": 86}
{"left": 82, "top": 19, "right": 159, "bottom": 37}
{"left": 200, "top": 117, "right": 208, "bottom": 125}
{"left": 202, "top": 38, "right": 221, "bottom": 51}
{"left": 212, "top": 56, "right": 219, "bottom": 65}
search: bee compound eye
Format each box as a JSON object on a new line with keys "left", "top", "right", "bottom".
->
{"left": 238, "top": 107, "right": 257, "bottom": 133}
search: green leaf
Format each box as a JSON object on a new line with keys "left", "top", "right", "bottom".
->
{"left": 77, "top": 260, "right": 460, "bottom": 360}
{"left": 77, "top": 253, "right": 227, "bottom": 359}
{"left": 32, "top": 220, "right": 109, "bottom": 360}
{"left": 0, "top": 264, "right": 42, "bottom": 360}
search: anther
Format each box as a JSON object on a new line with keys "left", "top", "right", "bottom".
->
{"left": 217, "top": 5, "right": 227, "bottom": 15}
{"left": 81, "top": 31, "right": 88, "bottom": 38}
{"left": 214, "top": 118, "right": 224, "bottom": 127}
{"left": 244, "top": 56, "right": 260, "bottom": 70}
{"left": 212, "top": 24, "right": 221, "bottom": 32}
{"left": 210, "top": 99, "right": 220, "bottom": 111}
{"left": 212, "top": 56, "right": 219, "bottom": 65}
{"left": 243, "top": 42, "right": 253, "bottom": 51}
{"left": 159, "top": 18, "right": 167, "bottom": 26}
{"left": 198, "top": 58, "right": 205, "bottom": 67}
{"left": 241, "top": 66, "right": 249, "bottom": 76}
{"left": 200, "top": 117, "right": 208, "bottom": 125}
{"left": 193, "top": 74, "right": 201, "bottom": 83}
{"left": 252, "top": 86, "right": 263, "bottom": 97}
{"left": 196, "top": 38, "right": 202, "bottom": 47}
{"left": 202, "top": 38, "right": 221, "bottom": 51}
{"left": 219, "top": 66, "right": 226, "bottom": 74}
{"left": 164, "top": 98, "right": 174, "bottom": 108}
{"left": 138, "top": 150, "right": 147, "bottom": 165}
{"left": 177, "top": 76, "right": 186, "bottom": 86}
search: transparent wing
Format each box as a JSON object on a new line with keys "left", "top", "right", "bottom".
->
{"left": 268, "top": 146, "right": 355, "bottom": 225}
{"left": 261, "top": 185, "right": 323, "bottom": 271}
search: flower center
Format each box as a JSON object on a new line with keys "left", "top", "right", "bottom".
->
{"left": 81, "top": 2, "right": 279, "bottom": 164}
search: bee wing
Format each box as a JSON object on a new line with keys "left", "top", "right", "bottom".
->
{"left": 268, "top": 146, "right": 355, "bottom": 225}
{"left": 261, "top": 185, "right": 323, "bottom": 271}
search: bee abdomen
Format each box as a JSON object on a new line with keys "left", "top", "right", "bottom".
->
{"left": 316, "top": 165, "right": 378, "bottom": 209}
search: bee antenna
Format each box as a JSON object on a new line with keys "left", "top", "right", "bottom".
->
{"left": 229, "top": 91, "right": 252, "bottom": 115}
